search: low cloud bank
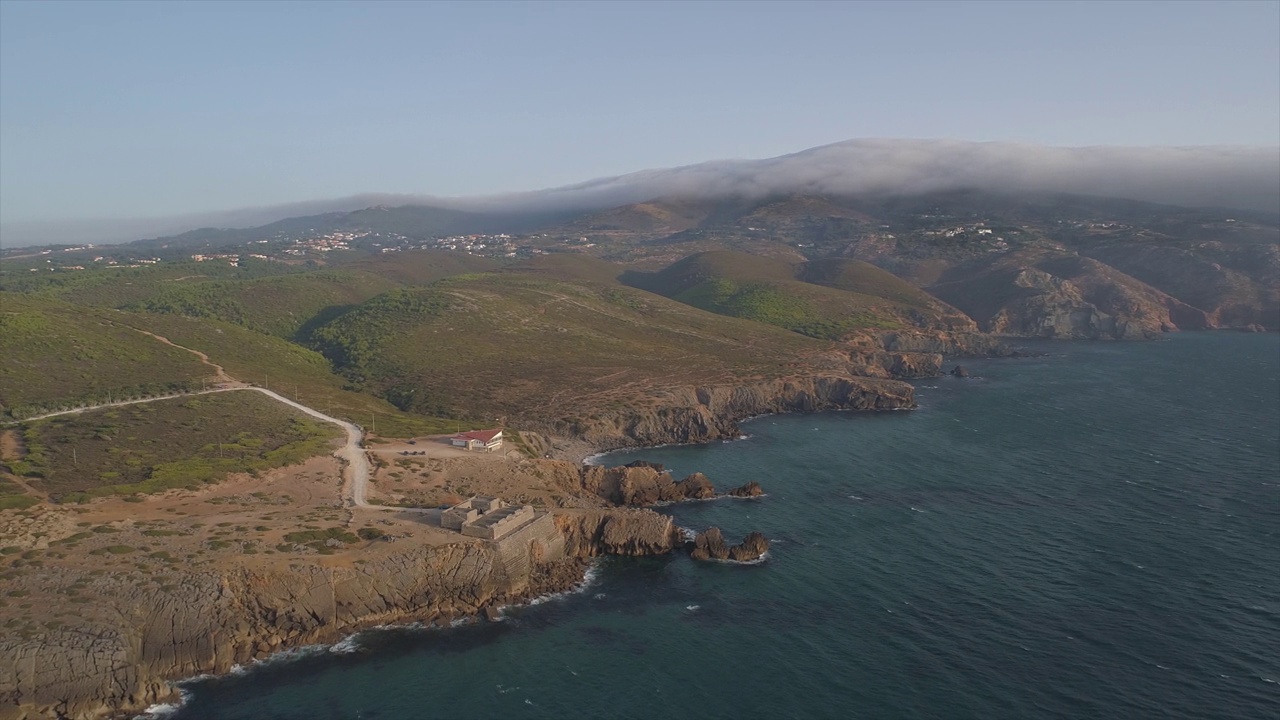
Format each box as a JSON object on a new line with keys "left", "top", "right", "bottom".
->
{"left": 482, "top": 139, "right": 1279, "bottom": 215}
{"left": 4, "top": 139, "right": 1277, "bottom": 247}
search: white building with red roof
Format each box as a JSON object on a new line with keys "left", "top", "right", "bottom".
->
{"left": 450, "top": 429, "right": 504, "bottom": 452}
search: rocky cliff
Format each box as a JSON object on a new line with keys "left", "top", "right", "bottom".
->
{"left": 0, "top": 508, "right": 681, "bottom": 720}
{"left": 874, "top": 330, "right": 1016, "bottom": 357}
{"left": 554, "top": 509, "right": 683, "bottom": 557}
{"left": 543, "top": 375, "right": 914, "bottom": 453}
{"left": 577, "top": 465, "right": 748, "bottom": 507}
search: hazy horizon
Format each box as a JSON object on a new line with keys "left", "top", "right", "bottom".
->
{"left": 2, "top": 1, "right": 1278, "bottom": 246}
{"left": 3, "top": 137, "right": 1279, "bottom": 248}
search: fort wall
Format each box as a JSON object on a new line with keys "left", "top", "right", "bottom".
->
{"left": 495, "top": 512, "right": 564, "bottom": 579}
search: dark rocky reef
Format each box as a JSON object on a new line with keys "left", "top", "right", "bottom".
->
{"left": 688, "top": 527, "right": 770, "bottom": 563}
{"left": 727, "top": 481, "right": 764, "bottom": 498}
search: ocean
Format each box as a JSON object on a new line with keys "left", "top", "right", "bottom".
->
{"left": 167, "top": 332, "right": 1279, "bottom": 720}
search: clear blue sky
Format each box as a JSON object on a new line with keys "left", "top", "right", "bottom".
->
{"left": 1, "top": 0, "right": 1277, "bottom": 225}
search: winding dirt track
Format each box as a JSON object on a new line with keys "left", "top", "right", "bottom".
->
{"left": 10, "top": 327, "right": 387, "bottom": 510}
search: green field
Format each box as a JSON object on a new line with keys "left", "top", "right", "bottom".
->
{"left": 6, "top": 392, "right": 343, "bottom": 502}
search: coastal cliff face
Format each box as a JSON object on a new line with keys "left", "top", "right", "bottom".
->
{"left": 578, "top": 465, "right": 715, "bottom": 506}
{"left": 0, "top": 508, "right": 679, "bottom": 720}
{"left": 545, "top": 375, "right": 914, "bottom": 453}
{"left": 875, "top": 330, "right": 1015, "bottom": 357}
{"left": 555, "top": 509, "right": 683, "bottom": 557}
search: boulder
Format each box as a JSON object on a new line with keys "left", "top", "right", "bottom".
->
{"left": 950, "top": 365, "right": 970, "bottom": 378}
{"left": 727, "top": 481, "right": 764, "bottom": 498}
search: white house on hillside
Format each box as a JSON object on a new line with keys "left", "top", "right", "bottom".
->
{"left": 451, "top": 429, "right": 504, "bottom": 452}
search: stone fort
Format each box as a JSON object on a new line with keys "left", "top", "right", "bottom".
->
{"left": 442, "top": 496, "right": 536, "bottom": 541}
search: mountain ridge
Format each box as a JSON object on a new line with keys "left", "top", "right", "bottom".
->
{"left": 5, "top": 138, "right": 1277, "bottom": 247}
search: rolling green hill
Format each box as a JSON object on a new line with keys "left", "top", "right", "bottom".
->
{"left": 5, "top": 251, "right": 504, "bottom": 342}
{"left": 0, "top": 294, "right": 209, "bottom": 419}
{"left": 622, "top": 251, "right": 976, "bottom": 339}
{"left": 305, "top": 259, "right": 827, "bottom": 422}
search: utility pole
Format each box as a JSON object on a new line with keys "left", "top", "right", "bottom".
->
{"left": 371, "top": 412, "right": 376, "bottom": 434}
{"left": 265, "top": 374, "right": 269, "bottom": 390}
{"left": 72, "top": 447, "right": 77, "bottom": 467}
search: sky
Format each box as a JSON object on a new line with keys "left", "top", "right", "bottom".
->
{"left": 1, "top": 0, "right": 1278, "bottom": 239}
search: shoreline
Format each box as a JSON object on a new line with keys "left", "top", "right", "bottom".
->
{"left": 132, "top": 558, "right": 607, "bottom": 720}
{"left": 124, "top": 555, "right": 601, "bottom": 720}
{"left": 11, "top": 371, "right": 923, "bottom": 719}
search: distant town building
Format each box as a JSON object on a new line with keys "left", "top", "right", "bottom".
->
{"left": 451, "top": 429, "right": 504, "bottom": 452}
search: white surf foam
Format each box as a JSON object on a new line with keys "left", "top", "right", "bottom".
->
{"left": 704, "top": 551, "right": 770, "bottom": 566}
{"left": 329, "top": 635, "right": 361, "bottom": 654}
{"left": 133, "top": 702, "right": 181, "bottom": 719}
{"left": 525, "top": 559, "right": 603, "bottom": 607}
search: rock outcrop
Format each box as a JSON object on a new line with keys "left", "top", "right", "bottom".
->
{"left": 850, "top": 350, "right": 944, "bottom": 379}
{"left": 554, "top": 509, "right": 683, "bottom": 557}
{"left": 578, "top": 465, "right": 716, "bottom": 506}
{"left": 576, "top": 465, "right": 761, "bottom": 506}
{"left": 545, "top": 376, "right": 914, "bottom": 453}
{"left": 688, "top": 528, "right": 770, "bottom": 562}
{"left": 950, "top": 365, "right": 970, "bottom": 378}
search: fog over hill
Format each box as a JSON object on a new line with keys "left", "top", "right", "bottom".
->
{"left": 6, "top": 139, "right": 1278, "bottom": 246}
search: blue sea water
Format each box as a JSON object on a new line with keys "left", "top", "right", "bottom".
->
{"left": 170, "top": 333, "right": 1279, "bottom": 720}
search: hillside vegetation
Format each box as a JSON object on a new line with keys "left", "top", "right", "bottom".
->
{"left": 0, "top": 294, "right": 208, "bottom": 420}
{"left": 305, "top": 260, "right": 827, "bottom": 423}
{"left": 623, "top": 251, "right": 976, "bottom": 339}
{"left": 6, "top": 392, "right": 341, "bottom": 502}
{"left": 112, "top": 312, "right": 463, "bottom": 438}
